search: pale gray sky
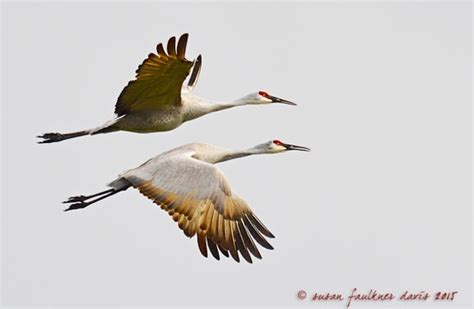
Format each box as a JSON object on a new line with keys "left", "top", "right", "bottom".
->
{"left": 2, "top": 2, "right": 472, "bottom": 308}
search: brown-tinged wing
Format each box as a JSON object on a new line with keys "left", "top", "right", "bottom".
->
{"left": 122, "top": 155, "right": 275, "bottom": 263}
{"left": 114, "top": 34, "right": 195, "bottom": 116}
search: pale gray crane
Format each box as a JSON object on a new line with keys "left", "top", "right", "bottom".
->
{"left": 38, "top": 33, "right": 295, "bottom": 143}
{"left": 63, "top": 140, "right": 310, "bottom": 263}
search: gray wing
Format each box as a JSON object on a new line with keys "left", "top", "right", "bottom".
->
{"left": 121, "top": 154, "right": 274, "bottom": 263}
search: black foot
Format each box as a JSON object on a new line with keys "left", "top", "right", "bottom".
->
{"left": 37, "top": 133, "right": 64, "bottom": 144}
{"left": 63, "top": 195, "right": 88, "bottom": 203}
{"left": 64, "top": 202, "right": 89, "bottom": 212}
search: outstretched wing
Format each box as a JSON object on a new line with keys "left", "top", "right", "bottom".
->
{"left": 115, "top": 34, "right": 196, "bottom": 116}
{"left": 122, "top": 155, "right": 275, "bottom": 263}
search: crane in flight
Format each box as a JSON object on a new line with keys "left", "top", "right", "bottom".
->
{"left": 63, "top": 140, "right": 310, "bottom": 263}
{"left": 38, "top": 33, "right": 296, "bottom": 143}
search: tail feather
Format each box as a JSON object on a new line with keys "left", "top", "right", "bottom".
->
{"left": 37, "top": 131, "right": 89, "bottom": 144}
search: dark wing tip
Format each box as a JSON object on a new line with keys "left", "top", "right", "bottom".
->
{"left": 234, "top": 225, "right": 253, "bottom": 263}
{"left": 243, "top": 216, "right": 274, "bottom": 250}
{"left": 179, "top": 33, "right": 189, "bottom": 42}
{"left": 197, "top": 233, "right": 208, "bottom": 258}
{"left": 238, "top": 220, "right": 262, "bottom": 259}
{"left": 207, "top": 238, "right": 220, "bottom": 261}
{"left": 167, "top": 36, "right": 177, "bottom": 56}
{"left": 248, "top": 213, "right": 275, "bottom": 238}
{"left": 218, "top": 244, "right": 230, "bottom": 258}
{"left": 177, "top": 33, "right": 189, "bottom": 59}
{"left": 156, "top": 43, "right": 167, "bottom": 57}
{"left": 187, "top": 54, "right": 202, "bottom": 89}
{"left": 229, "top": 246, "right": 240, "bottom": 262}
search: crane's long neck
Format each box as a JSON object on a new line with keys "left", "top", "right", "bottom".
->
{"left": 183, "top": 95, "right": 252, "bottom": 122}
{"left": 212, "top": 145, "right": 268, "bottom": 164}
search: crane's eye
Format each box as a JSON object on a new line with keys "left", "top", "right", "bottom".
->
{"left": 259, "top": 91, "right": 269, "bottom": 98}
{"left": 273, "top": 140, "right": 282, "bottom": 145}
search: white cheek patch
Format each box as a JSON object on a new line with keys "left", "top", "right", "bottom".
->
{"left": 270, "top": 144, "right": 286, "bottom": 152}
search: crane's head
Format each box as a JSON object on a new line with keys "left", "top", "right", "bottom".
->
{"left": 243, "top": 91, "right": 296, "bottom": 106}
{"left": 261, "top": 139, "right": 311, "bottom": 153}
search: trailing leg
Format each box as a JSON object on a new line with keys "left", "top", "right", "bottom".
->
{"left": 37, "top": 117, "right": 122, "bottom": 144}
{"left": 37, "top": 131, "right": 90, "bottom": 143}
{"left": 63, "top": 186, "right": 129, "bottom": 212}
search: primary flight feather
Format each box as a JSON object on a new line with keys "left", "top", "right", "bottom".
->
{"left": 38, "top": 33, "right": 296, "bottom": 143}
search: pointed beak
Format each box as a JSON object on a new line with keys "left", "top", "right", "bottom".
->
{"left": 282, "top": 143, "right": 311, "bottom": 152}
{"left": 269, "top": 95, "right": 297, "bottom": 106}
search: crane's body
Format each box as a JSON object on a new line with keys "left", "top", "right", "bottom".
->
{"left": 91, "top": 92, "right": 268, "bottom": 134}
{"left": 63, "top": 140, "right": 310, "bottom": 263}
{"left": 38, "top": 34, "right": 295, "bottom": 143}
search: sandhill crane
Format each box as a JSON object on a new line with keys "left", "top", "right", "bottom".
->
{"left": 63, "top": 140, "right": 310, "bottom": 263}
{"left": 37, "top": 33, "right": 295, "bottom": 143}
